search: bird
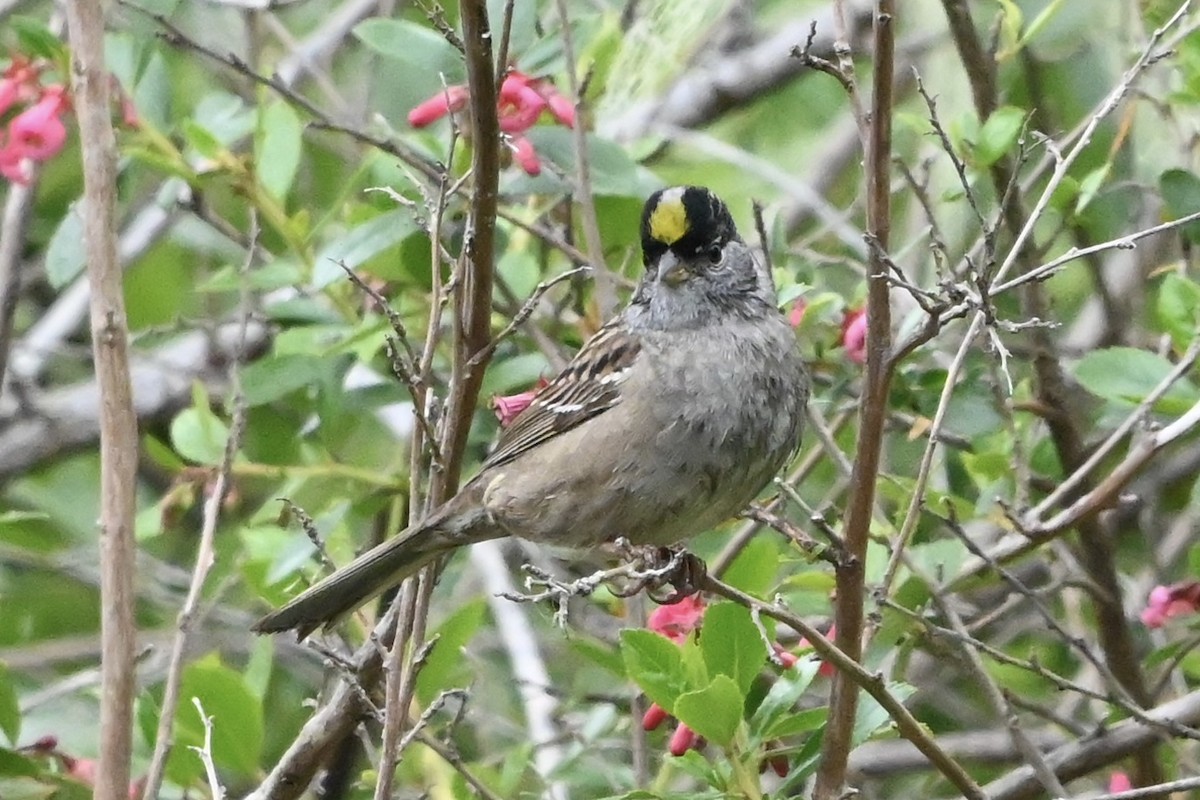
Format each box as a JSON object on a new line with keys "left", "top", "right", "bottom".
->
{"left": 253, "top": 185, "right": 810, "bottom": 638}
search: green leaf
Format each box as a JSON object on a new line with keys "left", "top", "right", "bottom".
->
{"left": 0, "top": 749, "right": 41, "bottom": 778}
{"left": 0, "top": 665, "right": 18, "bottom": 745}
{"left": 10, "top": 17, "right": 66, "bottom": 61}
{"left": 516, "top": 128, "right": 654, "bottom": 196}
{"left": 994, "top": 0, "right": 1024, "bottom": 60}
{"left": 416, "top": 600, "right": 488, "bottom": 705}
{"left": 853, "top": 682, "right": 915, "bottom": 746}
{"left": 354, "top": 19, "right": 464, "bottom": 82}
{"left": 721, "top": 535, "right": 779, "bottom": 597}
{"left": 1073, "top": 347, "right": 1199, "bottom": 414}
{"left": 620, "top": 629, "right": 688, "bottom": 711}
{"left": 0, "top": 776, "right": 57, "bottom": 800}
{"left": 255, "top": 101, "right": 303, "bottom": 201}
{"left": 749, "top": 660, "right": 821, "bottom": 740}
{"left": 672, "top": 675, "right": 742, "bottom": 747}
{"left": 240, "top": 354, "right": 325, "bottom": 406}
{"left": 974, "top": 106, "right": 1026, "bottom": 167}
{"left": 763, "top": 704, "right": 827, "bottom": 740}
{"left": 170, "top": 656, "right": 264, "bottom": 781}
{"left": 170, "top": 387, "right": 230, "bottom": 465}
{"left": 700, "top": 602, "right": 766, "bottom": 695}
{"left": 1160, "top": 168, "right": 1200, "bottom": 244}
{"left": 1074, "top": 164, "right": 1111, "bottom": 214}
{"left": 181, "top": 119, "right": 225, "bottom": 160}
{"left": 313, "top": 210, "right": 417, "bottom": 287}
{"left": 44, "top": 206, "right": 86, "bottom": 289}
{"left": 1157, "top": 273, "right": 1200, "bottom": 350}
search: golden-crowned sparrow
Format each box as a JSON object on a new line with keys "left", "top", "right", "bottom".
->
{"left": 254, "top": 186, "right": 810, "bottom": 637}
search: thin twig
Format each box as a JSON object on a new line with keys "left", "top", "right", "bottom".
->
{"left": 0, "top": 178, "right": 39, "bottom": 391}
{"left": 188, "top": 699, "right": 226, "bottom": 800}
{"left": 142, "top": 222, "right": 253, "bottom": 800}
{"left": 553, "top": 0, "right": 616, "bottom": 316}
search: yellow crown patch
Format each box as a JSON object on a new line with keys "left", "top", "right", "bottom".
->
{"left": 648, "top": 187, "right": 689, "bottom": 245}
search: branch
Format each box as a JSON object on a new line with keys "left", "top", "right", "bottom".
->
{"left": 985, "top": 691, "right": 1200, "bottom": 800}
{"left": 603, "top": 0, "right": 875, "bottom": 140}
{"left": 437, "top": 0, "right": 499, "bottom": 496}
{"left": 814, "top": 2, "right": 895, "bottom": 796}
{"left": 0, "top": 178, "right": 39, "bottom": 389}
{"left": 63, "top": 2, "right": 139, "bottom": 800}
{"left": 702, "top": 575, "right": 985, "bottom": 799}
{"left": 0, "top": 322, "right": 270, "bottom": 479}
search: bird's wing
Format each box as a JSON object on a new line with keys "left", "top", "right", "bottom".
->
{"left": 483, "top": 321, "right": 642, "bottom": 469}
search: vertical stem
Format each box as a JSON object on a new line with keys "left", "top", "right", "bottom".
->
{"left": 63, "top": 3, "right": 140, "bottom": 800}
{"left": 0, "top": 180, "right": 38, "bottom": 389}
{"left": 813, "top": 1, "right": 895, "bottom": 797}
{"left": 436, "top": 0, "right": 499, "bottom": 498}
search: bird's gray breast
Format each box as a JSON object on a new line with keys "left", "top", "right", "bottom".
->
{"left": 627, "top": 316, "right": 808, "bottom": 542}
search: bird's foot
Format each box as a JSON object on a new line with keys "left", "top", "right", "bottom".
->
{"left": 608, "top": 543, "right": 707, "bottom": 604}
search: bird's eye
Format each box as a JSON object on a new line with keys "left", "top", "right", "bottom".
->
{"left": 707, "top": 243, "right": 724, "bottom": 265}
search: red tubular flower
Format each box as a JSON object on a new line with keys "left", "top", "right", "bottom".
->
{"left": 1141, "top": 582, "right": 1200, "bottom": 628}
{"left": 492, "top": 377, "right": 549, "bottom": 426}
{"left": 761, "top": 751, "right": 790, "bottom": 777}
{"left": 772, "top": 643, "right": 799, "bottom": 669}
{"left": 544, "top": 92, "right": 575, "bottom": 127}
{"left": 642, "top": 703, "right": 669, "bottom": 731}
{"left": 841, "top": 308, "right": 867, "bottom": 364}
{"left": 7, "top": 85, "right": 68, "bottom": 161}
{"left": 0, "top": 55, "right": 41, "bottom": 116}
{"left": 497, "top": 74, "right": 547, "bottom": 133}
{"left": 407, "top": 67, "right": 574, "bottom": 176}
{"left": 668, "top": 723, "right": 699, "bottom": 756}
{"left": 787, "top": 298, "right": 808, "bottom": 328}
{"left": 509, "top": 135, "right": 541, "bottom": 176}
{"left": 0, "top": 78, "right": 17, "bottom": 118}
{"left": 407, "top": 85, "right": 470, "bottom": 127}
{"left": 647, "top": 594, "right": 706, "bottom": 644}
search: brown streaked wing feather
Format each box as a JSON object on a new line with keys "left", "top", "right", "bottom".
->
{"left": 483, "top": 322, "right": 641, "bottom": 469}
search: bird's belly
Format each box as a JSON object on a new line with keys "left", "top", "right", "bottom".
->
{"left": 480, "top": 408, "right": 790, "bottom": 548}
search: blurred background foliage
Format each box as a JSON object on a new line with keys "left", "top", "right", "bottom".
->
{"left": 2, "top": 0, "right": 1200, "bottom": 797}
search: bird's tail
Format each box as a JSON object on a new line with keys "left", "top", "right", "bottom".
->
{"left": 252, "top": 490, "right": 495, "bottom": 638}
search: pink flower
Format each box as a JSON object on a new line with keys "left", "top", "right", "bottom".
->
{"left": 509, "top": 134, "right": 541, "bottom": 176}
{"left": 497, "top": 75, "right": 547, "bottom": 133}
{"left": 841, "top": 308, "right": 867, "bottom": 364}
{"left": 407, "top": 68, "right": 573, "bottom": 176}
{"left": 543, "top": 91, "right": 575, "bottom": 127}
{"left": 407, "top": 85, "right": 470, "bottom": 127}
{"left": 641, "top": 703, "right": 669, "bottom": 731}
{"left": 492, "top": 377, "right": 548, "bottom": 426}
{"left": 0, "top": 56, "right": 41, "bottom": 117}
{"left": 7, "top": 84, "right": 68, "bottom": 161}
{"left": 1141, "top": 582, "right": 1200, "bottom": 628}
{"left": 0, "top": 78, "right": 16, "bottom": 118}
{"left": 1108, "top": 771, "right": 1132, "bottom": 793}
{"left": 647, "top": 594, "right": 706, "bottom": 644}
{"left": 788, "top": 298, "right": 808, "bottom": 328}
{"left": 668, "top": 723, "right": 700, "bottom": 756}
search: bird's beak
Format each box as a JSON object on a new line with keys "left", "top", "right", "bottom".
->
{"left": 656, "top": 251, "right": 689, "bottom": 286}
